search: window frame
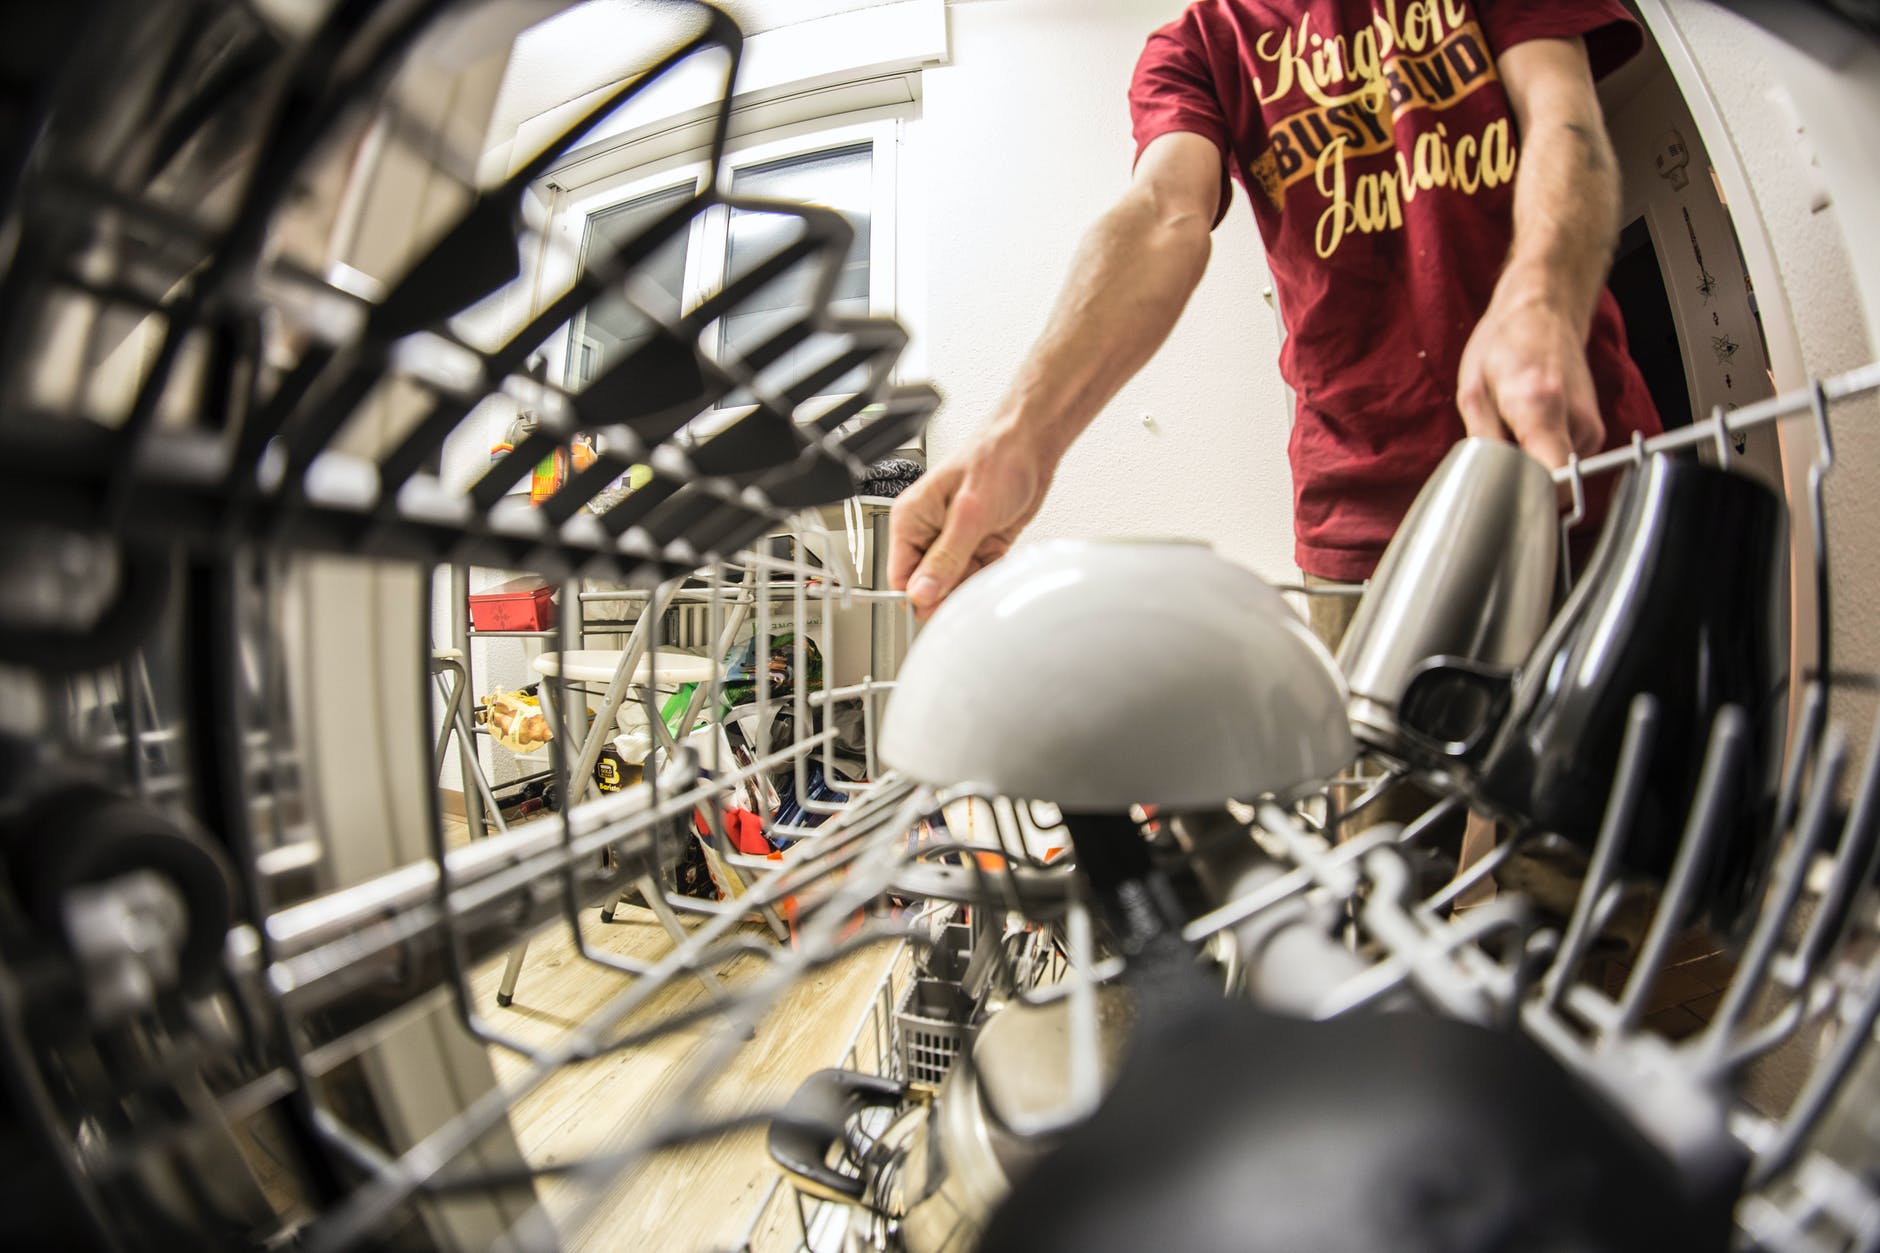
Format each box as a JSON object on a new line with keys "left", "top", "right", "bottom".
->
{"left": 541, "top": 113, "right": 901, "bottom": 404}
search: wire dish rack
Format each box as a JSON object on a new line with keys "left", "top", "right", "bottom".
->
{"left": 736, "top": 369, "right": 1880, "bottom": 1253}
{"left": 7, "top": 2, "right": 1880, "bottom": 1252}
{"left": 0, "top": 1, "right": 948, "bottom": 1248}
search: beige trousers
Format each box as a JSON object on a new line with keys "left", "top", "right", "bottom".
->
{"left": 1302, "top": 575, "right": 1497, "bottom": 906}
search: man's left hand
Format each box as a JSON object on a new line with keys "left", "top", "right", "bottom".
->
{"left": 1455, "top": 285, "right": 1605, "bottom": 469}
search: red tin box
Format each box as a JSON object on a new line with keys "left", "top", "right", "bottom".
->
{"left": 469, "top": 576, "right": 557, "bottom": 632}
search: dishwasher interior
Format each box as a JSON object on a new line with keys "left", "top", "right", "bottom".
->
{"left": 2, "top": 2, "right": 1880, "bottom": 1251}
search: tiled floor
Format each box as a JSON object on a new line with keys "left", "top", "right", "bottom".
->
{"left": 1598, "top": 929, "right": 1738, "bottom": 1041}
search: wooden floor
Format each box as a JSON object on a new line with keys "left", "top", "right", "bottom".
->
{"left": 464, "top": 877, "right": 904, "bottom": 1251}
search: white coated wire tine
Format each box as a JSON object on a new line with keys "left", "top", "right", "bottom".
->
{"left": 1394, "top": 792, "right": 1469, "bottom": 847}
{"left": 1311, "top": 948, "right": 1413, "bottom": 1019}
{"left": 1807, "top": 377, "right": 1837, "bottom": 687}
{"left": 1700, "top": 726, "right": 1851, "bottom": 1077}
{"left": 1336, "top": 765, "right": 1408, "bottom": 826}
{"left": 862, "top": 673, "right": 878, "bottom": 782}
{"left": 1809, "top": 374, "right": 1839, "bottom": 475}
{"left": 1563, "top": 451, "right": 1587, "bottom": 527}
{"left": 417, "top": 574, "right": 548, "bottom": 1060}
{"left": 1789, "top": 700, "right": 1880, "bottom": 986}
{"left": 536, "top": 580, "right": 684, "bottom": 982}
{"left": 1547, "top": 360, "right": 1879, "bottom": 487}
{"left": 1716, "top": 991, "right": 1818, "bottom": 1082}
{"left": 54, "top": 674, "right": 82, "bottom": 754}
{"left": 1258, "top": 801, "right": 1361, "bottom": 899}
{"left": 1359, "top": 849, "right": 1501, "bottom": 1023}
{"left": 1182, "top": 826, "right": 1400, "bottom": 944}
{"left": 692, "top": 571, "right": 734, "bottom": 895}
{"left": 1543, "top": 693, "right": 1660, "bottom": 1009}
{"left": 755, "top": 530, "right": 773, "bottom": 843}
{"left": 119, "top": 657, "right": 146, "bottom": 795}
{"left": 1317, "top": 894, "right": 1537, "bottom": 1021}
{"left": 1859, "top": 1198, "right": 1880, "bottom": 1253}
{"left": 1748, "top": 952, "right": 1880, "bottom": 1194}
{"left": 818, "top": 538, "right": 837, "bottom": 809}
{"left": 1556, "top": 451, "right": 1588, "bottom": 599}
{"left": 1776, "top": 683, "right": 1829, "bottom": 838}
{"left": 139, "top": 648, "right": 174, "bottom": 787}
{"left": 792, "top": 532, "right": 810, "bottom": 815}
{"left": 1068, "top": 895, "right": 1102, "bottom": 1124}
{"left": 1712, "top": 404, "right": 1734, "bottom": 463}
{"left": 1614, "top": 706, "right": 1748, "bottom": 1036}
{"left": 1423, "top": 827, "right": 1533, "bottom": 913}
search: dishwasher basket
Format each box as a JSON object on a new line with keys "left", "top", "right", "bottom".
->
{"left": 0, "top": 2, "right": 941, "bottom": 1248}
{"left": 7, "top": 3, "right": 1880, "bottom": 1253}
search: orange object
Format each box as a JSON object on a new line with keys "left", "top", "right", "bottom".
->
{"left": 692, "top": 806, "right": 770, "bottom": 856}
{"left": 528, "top": 439, "right": 598, "bottom": 506}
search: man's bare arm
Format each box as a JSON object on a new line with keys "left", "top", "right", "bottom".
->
{"left": 1456, "top": 36, "right": 1621, "bottom": 467}
{"left": 889, "top": 131, "right": 1222, "bottom": 617}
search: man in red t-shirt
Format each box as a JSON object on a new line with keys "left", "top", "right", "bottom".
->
{"left": 888, "top": 0, "right": 1661, "bottom": 613}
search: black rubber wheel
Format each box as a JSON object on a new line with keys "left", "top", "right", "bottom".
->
{"left": 7, "top": 785, "right": 235, "bottom": 996}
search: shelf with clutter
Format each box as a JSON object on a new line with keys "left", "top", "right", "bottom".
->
{"left": 434, "top": 414, "right": 926, "bottom": 939}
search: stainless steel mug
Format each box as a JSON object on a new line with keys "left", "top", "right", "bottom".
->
{"left": 1337, "top": 437, "right": 1559, "bottom": 756}
{"left": 1399, "top": 453, "right": 1789, "bottom": 935}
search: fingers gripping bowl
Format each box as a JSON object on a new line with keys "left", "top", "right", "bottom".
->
{"left": 879, "top": 539, "right": 1357, "bottom": 810}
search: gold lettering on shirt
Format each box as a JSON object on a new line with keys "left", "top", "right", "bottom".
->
{"left": 1313, "top": 118, "right": 1516, "bottom": 257}
{"left": 1254, "top": 0, "right": 1473, "bottom": 107}
{"left": 1249, "top": 13, "right": 1518, "bottom": 259}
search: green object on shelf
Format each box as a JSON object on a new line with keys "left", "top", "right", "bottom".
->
{"left": 659, "top": 683, "right": 704, "bottom": 738}
{"left": 721, "top": 632, "right": 823, "bottom": 708}
{"left": 650, "top": 632, "right": 826, "bottom": 742}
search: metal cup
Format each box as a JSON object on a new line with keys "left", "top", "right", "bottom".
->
{"left": 1337, "top": 437, "right": 1559, "bottom": 756}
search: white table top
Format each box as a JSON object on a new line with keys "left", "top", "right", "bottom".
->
{"left": 530, "top": 648, "right": 717, "bottom": 686}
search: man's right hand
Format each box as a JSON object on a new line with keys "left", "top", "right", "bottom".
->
{"left": 888, "top": 425, "right": 1054, "bottom": 618}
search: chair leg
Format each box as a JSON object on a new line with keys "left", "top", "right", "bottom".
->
{"left": 495, "top": 941, "right": 527, "bottom": 1008}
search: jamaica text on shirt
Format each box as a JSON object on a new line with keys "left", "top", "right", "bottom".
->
{"left": 1312, "top": 118, "right": 1516, "bottom": 256}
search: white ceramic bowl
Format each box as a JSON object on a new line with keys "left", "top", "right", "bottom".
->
{"left": 880, "top": 539, "right": 1355, "bottom": 811}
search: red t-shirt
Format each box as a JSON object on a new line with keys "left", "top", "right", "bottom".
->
{"left": 1130, "top": 0, "right": 1663, "bottom": 580}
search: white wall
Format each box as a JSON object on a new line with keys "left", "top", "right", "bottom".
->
{"left": 919, "top": 0, "right": 1299, "bottom": 584}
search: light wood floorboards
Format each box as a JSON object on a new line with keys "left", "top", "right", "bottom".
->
{"left": 467, "top": 890, "right": 903, "bottom": 1250}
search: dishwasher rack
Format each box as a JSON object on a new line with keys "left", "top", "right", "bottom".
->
{"left": 6, "top": 2, "right": 1880, "bottom": 1252}
{"left": 739, "top": 364, "right": 1880, "bottom": 1253}
{"left": 0, "top": 1, "right": 942, "bottom": 1248}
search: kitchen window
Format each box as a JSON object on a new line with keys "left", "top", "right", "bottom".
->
{"left": 554, "top": 118, "right": 899, "bottom": 414}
